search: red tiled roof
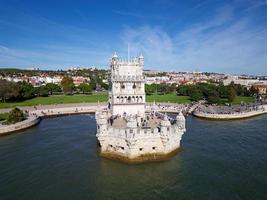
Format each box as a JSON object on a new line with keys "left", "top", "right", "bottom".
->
{"left": 254, "top": 85, "right": 267, "bottom": 88}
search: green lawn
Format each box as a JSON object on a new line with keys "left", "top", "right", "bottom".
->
{"left": 220, "top": 96, "right": 256, "bottom": 104}
{"left": 0, "top": 94, "right": 191, "bottom": 109}
{"left": 0, "top": 94, "right": 256, "bottom": 109}
{"left": 0, "top": 94, "right": 108, "bottom": 109}
{"left": 232, "top": 96, "right": 255, "bottom": 104}
{"left": 146, "top": 94, "right": 191, "bottom": 104}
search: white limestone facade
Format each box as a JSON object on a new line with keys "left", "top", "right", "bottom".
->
{"left": 95, "top": 53, "right": 186, "bottom": 163}
{"left": 109, "top": 52, "right": 145, "bottom": 117}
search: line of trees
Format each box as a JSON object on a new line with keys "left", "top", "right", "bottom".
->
{"left": 177, "top": 82, "right": 259, "bottom": 104}
{"left": 145, "top": 83, "right": 177, "bottom": 95}
{"left": 0, "top": 76, "right": 108, "bottom": 102}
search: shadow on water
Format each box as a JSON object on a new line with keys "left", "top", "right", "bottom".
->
{"left": 0, "top": 114, "right": 267, "bottom": 200}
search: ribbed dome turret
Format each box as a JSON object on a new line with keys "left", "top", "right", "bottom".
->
{"left": 127, "top": 115, "right": 137, "bottom": 128}
{"left": 176, "top": 112, "right": 185, "bottom": 121}
{"left": 160, "top": 114, "right": 171, "bottom": 127}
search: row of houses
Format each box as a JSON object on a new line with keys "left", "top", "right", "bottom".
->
{"left": 223, "top": 75, "right": 267, "bottom": 95}
{"left": 145, "top": 72, "right": 226, "bottom": 85}
{"left": 0, "top": 75, "right": 90, "bottom": 87}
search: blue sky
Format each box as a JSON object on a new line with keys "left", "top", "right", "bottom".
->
{"left": 0, "top": 0, "right": 266, "bottom": 74}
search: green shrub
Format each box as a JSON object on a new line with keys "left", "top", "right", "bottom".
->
{"left": 0, "top": 113, "right": 9, "bottom": 121}
{"left": 6, "top": 108, "right": 26, "bottom": 124}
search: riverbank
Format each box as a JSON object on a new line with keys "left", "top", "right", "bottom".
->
{"left": 0, "top": 94, "right": 256, "bottom": 109}
{"left": 1, "top": 102, "right": 266, "bottom": 135}
{"left": 0, "top": 104, "right": 101, "bottom": 136}
{"left": 0, "top": 94, "right": 192, "bottom": 109}
{"left": 193, "top": 104, "right": 267, "bottom": 120}
{"left": 0, "top": 103, "right": 188, "bottom": 135}
{"left": 0, "top": 115, "right": 41, "bottom": 136}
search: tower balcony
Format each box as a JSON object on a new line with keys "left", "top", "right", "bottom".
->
{"left": 112, "top": 102, "right": 145, "bottom": 105}
{"left": 112, "top": 95, "right": 145, "bottom": 104}
{"left": 111, "top": 75, "right": 145, "bottom": 82}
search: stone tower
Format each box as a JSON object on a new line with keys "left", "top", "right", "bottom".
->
{"left": 95, "top": 53, "right": 186, "bottom": 163}
{"left": 109, "top": 52, "right": 145, "bottom": 116}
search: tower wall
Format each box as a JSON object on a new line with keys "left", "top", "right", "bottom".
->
{"left": 109, "top": 54, "right": 145, "bottom": 116}
{"left": 95, "top": 53, "right": 186, "bottom": 163}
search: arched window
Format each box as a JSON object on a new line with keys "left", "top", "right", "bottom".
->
{"left": 121, "top": 84, "right": 125, "bottom": 89}
{"left": 132, "top": 83, "right": 136, "bottom": 89}
{"left": 127, "top": 96, "right": 131, "bottom": 103}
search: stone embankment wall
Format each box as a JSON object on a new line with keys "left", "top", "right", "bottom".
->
{"left": 0, "top": 103, "right": 185, "bottom": 136}
{"left": 0, "top": 116, "right": 40, "bottom": 136}
{"left": 29, "top": 106, "right": 101, "bottom": 117}
{"left": 193, "top": 105, "right": 267, "bottom": 120}
{"left": 0, "top": 105, "right": 103, "bottom": 136}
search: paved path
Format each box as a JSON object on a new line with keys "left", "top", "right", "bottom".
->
{"left": 193, "top": 104, "right": 267, "bottom": 120}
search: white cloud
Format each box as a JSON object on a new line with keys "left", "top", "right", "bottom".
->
{"left": 119, "top": 5, "right": 267, "bottom": 75}
{"left": 120, "top": 25, "right": 176, "bottom": 68}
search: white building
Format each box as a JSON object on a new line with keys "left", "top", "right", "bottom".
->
{"left": 223, "top": 75, "right": 267, "bottom": 87}
{"left": 95, "top": 53, "right": 186, "bottom": 163}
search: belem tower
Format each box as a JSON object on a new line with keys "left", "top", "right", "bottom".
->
{"left": 95, "top": 53, "right": 186, "bottom": 163}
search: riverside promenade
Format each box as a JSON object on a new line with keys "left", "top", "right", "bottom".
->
{"left": 1, "top": 102, "right": 266, "bottom": 135}
{"left": 193, "top": 104, "right": 267, "bottom": 120}
{"left": 0, "top": 103, "right": 189, "bottom": 135}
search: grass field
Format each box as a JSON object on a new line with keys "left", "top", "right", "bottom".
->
{"left": 0, "top": 94, "right": 108, "bottom": 109}
{"left": 0, "top": 94, "right": 191, "bottom": 109}
{"left": 146, "top": 94, "right": 191, "bottom": 103}
{"left": 0, "top": 94, "right": 256, "bottom": 109}
{"left": 232, "top": 96, "right": 255, "bottom": 104}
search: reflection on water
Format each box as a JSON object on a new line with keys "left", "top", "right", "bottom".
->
{"left": 0, "top": 115, "right": 267, "bottom": 200}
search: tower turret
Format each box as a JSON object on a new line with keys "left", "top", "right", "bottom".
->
{"left": 96, "top": 112, "right": 108, "bottom": 136}
{"left": 138, "top": 54, "right": 144, "bottom": 69}
{"left": 111, "top": 52, "right": 119, "bottom": 71}
{"left": 176, "top": 112, "right": 185, "bottom": 131}
{"left": 126, "top": 115, "right": 137, "bottom": 128}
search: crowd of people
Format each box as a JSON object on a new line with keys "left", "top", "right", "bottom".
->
{"left": 195, "top": 103, "right": 265, "bottom": 115}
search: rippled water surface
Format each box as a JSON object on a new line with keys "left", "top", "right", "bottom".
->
{"left": 0, "top": 115, "right": 267, "bottom": 200}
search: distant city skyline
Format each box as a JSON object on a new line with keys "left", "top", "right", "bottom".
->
{"left": 0, "top": 0, "right": 266, "bottom": 75}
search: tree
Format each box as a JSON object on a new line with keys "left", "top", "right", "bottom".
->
{"left": 167, "top": 83, "right": 177, "bottom": 94}
{"left": 0, "top": 79, "right": 19, "bottom": 102}
{"left": 61, "top": 76, "right": 75, "bottom": 95}
{"left": 177, "top": 85, "right": 189, "bottom": 96}
{"left": 157, "top": 84, "right": 169, "bottom": 94}
{"left": 89, "top": 79, "right": 97, "bottom": 90}
{"left": 249, "top": 86, "right": 259, "bottom": 96}
{"left": 218, "top": 82, "right": 227, "bottom": 98}
{"left": 35, "top": 86, "right": 49, "bottom": 97}
{"left": 46, "top": 83, "right": 61, "bottom": 95}
{"left": 18, "top": 81, "right": 35, "bottom": 99}
{"left": 227, "top": 85, "right": 236, "bottom": 102}
{"left": 207, "top": 93, "right": 220, "bottom": 104}
{"left": 188, "top": 86, "right": 203, "bottom": 101}
{"left": 145, "top": 84, "right": 156, "bottom": 95}
{"left": 6, "top": 108, "right": 25, "bottom": 124}
{"left": 78, "top": 83, "right": 92, "bottom": 94}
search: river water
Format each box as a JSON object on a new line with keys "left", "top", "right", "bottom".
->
{"left": 0, "top": 115, "right": 266, "bottom": 200}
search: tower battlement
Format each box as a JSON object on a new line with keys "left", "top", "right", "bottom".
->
{"left": 95, "top": 53, "right": 186, "bottom": 163}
